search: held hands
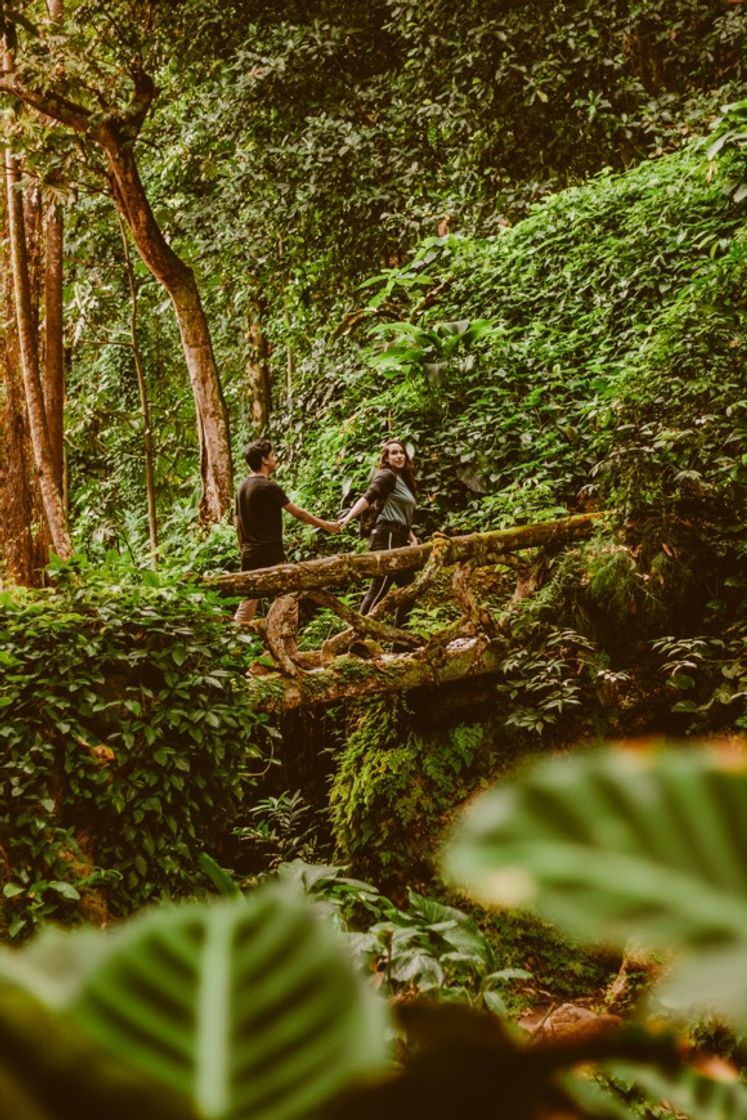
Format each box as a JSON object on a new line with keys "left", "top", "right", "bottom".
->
{"left": 321, "top": 519, "right": 342, "bottom": 534}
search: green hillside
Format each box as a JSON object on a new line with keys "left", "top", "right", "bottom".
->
{"left": 290, "top": 142, "right": 746, "bottom": 544}
{"left": 282, "top": 141, "right": 747, "bottom": 884}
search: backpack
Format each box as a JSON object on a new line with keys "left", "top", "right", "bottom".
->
{"left": 339, "top": 491, "right": 383, "bottom": 539}
{"left": 359, "top": 494, "right": 383, "bottom": 538}
{"left": 341, "top": 468, "right": 392, "bottom": 538}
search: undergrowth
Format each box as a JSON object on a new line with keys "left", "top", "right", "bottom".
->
{"left": 287, "top": 143, "right": 746, "bottom": 552}
{"left": 0, "top": 555, "right": 265, "bottom": 938}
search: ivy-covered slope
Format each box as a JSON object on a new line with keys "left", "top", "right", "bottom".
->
{"left": 289, "top": 142, "right": 746, "bottom": 541}
{"left": 0, "top": 562, "right": 266, "bottom": 938}
{"left": 288, "top": 141, "right": 747, "bottom": 885}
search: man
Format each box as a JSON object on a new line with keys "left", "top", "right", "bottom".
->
{"left": 234, "top": 439, "right": 339, "bottom": 623}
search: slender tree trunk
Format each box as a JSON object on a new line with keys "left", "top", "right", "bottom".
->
{"left": 118, "top": 215, "right": 158, "bottom": 566}
{"left": 102, "top": 134, "right": 232, "bottom": 524}
{"left": 39, "top": 0, "right": 66, "bottom": 497}
{"left": 23, "top": 185, "right": 42, "bottom": 349}
{"left": 43, "top": 201, "right": 65, "bottom": 494}
{"left": 4, "top": 148, "right": 71, "bottom": 558}
{"left": 0, "top": 176, "right": 50, "bottom": 584}
{"left": 283, "top": 301, "right": 294, "bottom": 410}
{"left": 246, "top": 293, "right": 271, "bottom": 432}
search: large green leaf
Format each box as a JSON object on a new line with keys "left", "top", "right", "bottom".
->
{"left": 5, "top": 888, "right": 389, "bottom": 1120}
{"left": 655, "top": 939, "right": 747, "bottom": 1028}
{"left": 0, "top": 980, "right": 196, "bottom": 1120}
{"left": 443, "top": 747, "right": 747, "bottom": 1025}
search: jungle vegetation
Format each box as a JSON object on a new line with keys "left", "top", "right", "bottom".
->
{"left": 1, "top": 2, "right": 746, "bottom": 1117}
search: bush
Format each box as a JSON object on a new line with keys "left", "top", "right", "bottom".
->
{"left": 0, "top": 556, "right": 265, "bottom": 937}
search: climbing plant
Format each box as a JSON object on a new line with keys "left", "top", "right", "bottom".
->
{"left": 0, "top": 556, "right": 264, "bottom": 937}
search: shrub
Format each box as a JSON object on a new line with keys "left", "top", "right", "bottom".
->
{"left": 0, "top": 557, "right": 265, "bottom": 937}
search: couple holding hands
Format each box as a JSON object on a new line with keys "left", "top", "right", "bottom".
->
{"left": 234, "top": 437, "right": 417, "bottom": 624}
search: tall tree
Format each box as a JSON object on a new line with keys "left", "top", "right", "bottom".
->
{"left": 43, "top": 0, "right": 66, "bottom": 496}
{"left": 2, "top": 40, "right": 71, "bottom": 559}
{"left": 0, "top": 2, "right": 233, "bottom": 523}
{"left": 0, "top": 182, "right": 51, "bottom": 583}
{"left": 43, "top": 194, "right": 65, "bottom": 494}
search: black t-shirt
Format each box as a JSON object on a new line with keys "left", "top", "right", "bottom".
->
{"left": 236, "top": 475, "right": 290, "bottom": 547}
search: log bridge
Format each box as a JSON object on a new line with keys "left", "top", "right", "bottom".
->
{"left": 207, "top": 513, "right": 604, "bottom": 712}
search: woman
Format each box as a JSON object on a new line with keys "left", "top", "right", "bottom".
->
{"left": 339, "top": 438, "right": 418, "bottom": 622}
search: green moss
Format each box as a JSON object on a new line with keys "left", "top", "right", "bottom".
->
{"left": 329, "top": 697, "right": 489, "bottom": 885}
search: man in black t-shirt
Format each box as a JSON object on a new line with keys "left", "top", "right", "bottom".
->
{"left": 234, "top": 439, "right": 339, "bottom": 624}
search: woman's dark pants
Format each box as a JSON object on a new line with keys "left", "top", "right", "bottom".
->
{"left": 360, "top": 522, "right": 414, "bottom": 628}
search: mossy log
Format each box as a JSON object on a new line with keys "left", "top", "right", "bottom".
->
{"left": 245, "top": 635, "right": 505, "bottom": 711}
{"left": 210, "top": 512, "right": 603, "bottom": 598}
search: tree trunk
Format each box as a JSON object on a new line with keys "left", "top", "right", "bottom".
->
{"left": 0, "top": 183, "right": 50, "bottom": 584}
{"left": 245, "top": 294, "right": 271, "bottom": 432}
{"left": 43, "top": 200, "right": 65, "bottom": 494}
{"left": 38, "top": 0, "right": 66, "bottom": 498}
{"left": 119, "top": 215, "right": 158, "bottom": 565}
{"left": 246, "top": 635, "right": 505, "bottom": 711}
{"left": 4, "top": 147, "right": 70, "bottom": 559}
{"left": 23, "top": 185, "right": 42, "bottom": 350}
{"left": 208, "top": 513, "right": 604, "bottom": 598}
{"left": 102, "top": 133, "right": 232, "bottom": 524}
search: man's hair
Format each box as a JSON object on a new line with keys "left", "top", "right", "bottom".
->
{"left": 244, "top": 439, "right": 273, "bottom": 471}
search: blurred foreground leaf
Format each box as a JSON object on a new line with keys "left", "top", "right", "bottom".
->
{"left": 611, "top": 1061, "right": 747, "bottom": 1120}
{"left": 1, "top": 887, "right": 390, "bottom": 1120}
{"left": 443, "top": 745, "right": 747, "bottom": 1029}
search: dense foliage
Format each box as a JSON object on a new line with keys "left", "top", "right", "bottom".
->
{"left": 2, "top": 13, "right": 747, "bottom": 1107}
{"left": 32, "top": 0, "right": 746, "bottom": 547}
{"left": 294, "top": 140, "right": 746, "bottom": 887}
{"left": 3, "top": 746, "right": 747, "bottom": 1119}
{"left": 290, "top": 142, "right": 747, "bottom": 533}
{"left": 5, "top": 121, "right": 747, "bottom": 916}
{"left": 0, "top": 560, "right": 264, "bottom": 936}
{"left": 172, "top": 0, "right": 747, "bottom": 301}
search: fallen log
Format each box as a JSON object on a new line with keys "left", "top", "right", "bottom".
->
{"left": 245, "top": 634, "right": 505, "bottom": 712}
{"left": 209, "top": 512, "right": 604, "bottom": 598}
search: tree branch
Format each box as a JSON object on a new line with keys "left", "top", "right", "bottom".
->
{"left": 112, "top": 63, "right": 155, "bottom": 141}
{"left": 0, "top": 74, "right": 92, "bottom": 133}
{"left": 246, "top": 635, "right": 504, "bottom": 712}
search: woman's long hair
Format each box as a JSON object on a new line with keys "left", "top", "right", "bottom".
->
{"left": 378, "top": 439, "right": 417, "bottom": 496}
